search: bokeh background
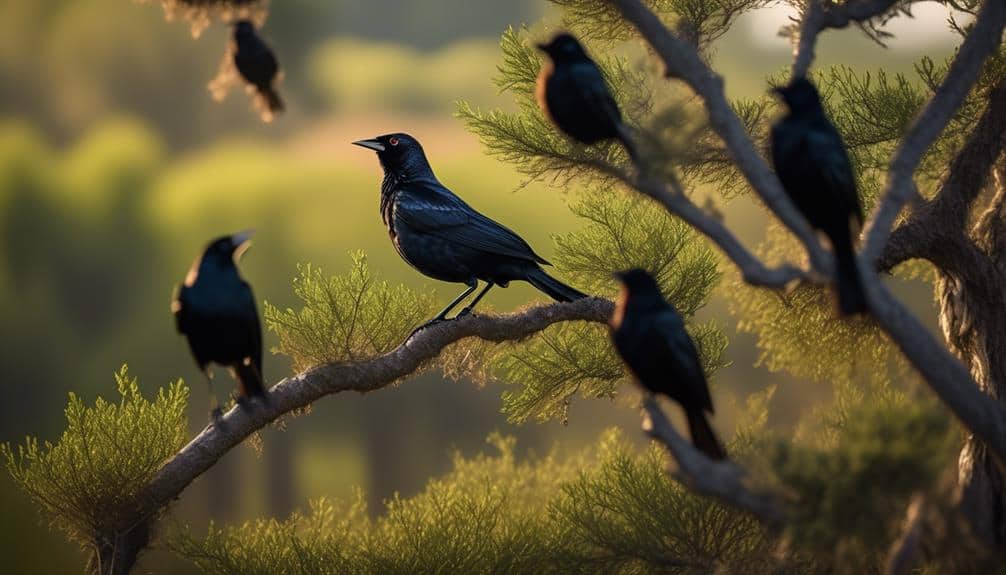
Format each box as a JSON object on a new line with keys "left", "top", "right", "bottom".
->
{"left": 0, "top": 0, "right": 963, "bottom": 571}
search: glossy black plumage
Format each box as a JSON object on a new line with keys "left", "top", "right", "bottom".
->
{"left": 610, "top": 269, "right": 725, "bottom": 460}
{"left": 770, "top": 77, "right": 867, "bottom": 315}
{"left": 233, "top": 20, "right": 283, "bottom": 114}
{"left": 352, "top": 133, "right": 587, "bottom": 326}
{"left": 536, "top": 33, "right": 636, "bottom": 159}
{"left": 172, "top": 233, "right": 265, "bottom": 418}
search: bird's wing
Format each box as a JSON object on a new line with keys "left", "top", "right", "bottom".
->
{"left": 805, "top": 125, "right": 863, "bottom": 225}
{"left": 238, "top": 281, "right": 263, "bottom": 372}
{"left": 647, "top": 310, "right": 714, "bottom": 412}
{"left": 572, "top": 62, "right": 623, "bottom": 126}
{"left": 396, "top": 182, "right": 549, "bottom": 264}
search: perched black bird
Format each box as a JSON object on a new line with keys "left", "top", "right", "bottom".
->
{"left": 536, "top": 33, "right": 637, "bottom": 161}
{"left": 172, "top": 232, "right": 265, "bottom": 420}
{"left": 610, "top": 269, "right": 726, "bottom": 460}
{"left": 352, "top": 133, "right": 587, "bottom": 328}
{"left": 771, "top": 77, "right": 867, "bottom": 315}
{"left": 232, "top": 20, "right": 283, "bottom": 115}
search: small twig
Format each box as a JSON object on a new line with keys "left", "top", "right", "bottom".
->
{"left": 641, "top": 396, "right": 786, "bottom": 530}
{"left": 885, "top": 493, "right": 928, "bottom": 575}
{"left": 791, "top": 0, "right": 902, "bottom": 79}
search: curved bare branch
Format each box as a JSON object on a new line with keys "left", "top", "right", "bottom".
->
{"left": 107, "top": 298, "right": 614, "bottom": 573}
{"left": 613, "top": 0, "right": 832, "bottom": 275}
{"left": 641, "top": 396, "right": 786, "bottom": 529}
{"left": 863, "top": 0, "right": 1006, "bottom": 263}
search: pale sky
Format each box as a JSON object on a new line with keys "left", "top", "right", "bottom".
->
{"left": 745, "top": 3, "right": 969, "bottom": 50}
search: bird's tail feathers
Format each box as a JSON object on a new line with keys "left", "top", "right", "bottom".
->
{"left": 616, "top": 122, "right": 640, "bottom": 165}
{"left": 685, "top": 409, "right": 727, "bottom": 460}
{"left": 832, "top": 231, "right": 868, "bottom": 316}
{"left": 526, "top": 267, "right": 587, "bottom": 302}
{"left": 233, "top": 358, "right": 267, "bottom": 400}
{"left": 257, "top": 86, "right": 284, "bottom": 114}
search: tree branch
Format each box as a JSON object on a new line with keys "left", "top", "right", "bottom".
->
{"left": 613, "top": 0, "right": 832, "bottom": 276}
{"left": 791, "top": 0, "right": 902, "bottom": 79}
{"left": 612, "top": 0, "right": 1006, "bottom": 472}
{"left": 113, "top": 298, "right": 614, "bottom": 572}
{"left": 930, "top": 78, "right": 1006, "bottom": 233}
{"left": 875, "top": 213, "right": 933, "bottom": 272}
{"left": 884, "top": 493, "right": 928, "bottom": 575}
{"left": 641, "top": 396, "right": 786, "bottom": 530}
{"left": 865, "top": 279, "right": 1006, "bottom": 465}
{"left": 637, "top": 174, "right": 807, "bottom": 287}
{"left": 862, "top": 0, "right": 1006, "bottom": 264}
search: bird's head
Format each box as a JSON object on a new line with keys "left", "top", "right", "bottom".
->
{"left": 187, "top": 231, "right": 254, "bottom": 286}
{"left": 233, "top": 20, "right": 255, "bottom": 39}
{"left": 205, "top": 231, "right": 254, "bottom": 265}
{"left": 772, "top": 77, "right": 822, "bottom": 113}
{"left": 613, "top": 268, "right": 662, "bottom": 296}
{"left": 536, "top": 33, "right": 589, "bottom": 64}
{"left": 352, "top": 133, "right": 432, "bottom": 177}
{"left": 611, "top": 268, "right": 664, "bottom": 327}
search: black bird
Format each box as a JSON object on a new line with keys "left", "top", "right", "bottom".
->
{"left": 536, "top": 33, "right": 637, "bottom": 161}
{"left": 352, "top": 133, "right": 587, "bottom": 328}
{"left": 771, "top": 77, "right": 867, "bottom": 315}
{"left": 172, "top": 232, "right": 265, "bottom": 420}
{"left": 610, "top": 269, "right": 726, "bottom": 460}
{"left": 233, "top": 20, "right": 283, "bottom": 115}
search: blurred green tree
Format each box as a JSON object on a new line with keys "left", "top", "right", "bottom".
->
{"left": 6, "top": 0, "right": 1006, "bottom": 574}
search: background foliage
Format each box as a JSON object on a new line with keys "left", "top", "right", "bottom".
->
{"left": 0, "top": 0, "right": 975, "bottom": 572}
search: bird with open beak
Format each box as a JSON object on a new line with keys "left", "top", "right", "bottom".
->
{"left": 172, "top": 231, "right": 266, "bottom": 423}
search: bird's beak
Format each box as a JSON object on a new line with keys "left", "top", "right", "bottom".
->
{"left": 535, "top": 42, "right": 549, "bottom": 52}
{"left": 352, "top": 138, "right": 385, "bottom": 152}
{"left": 231, "top": 229, "right": 255, "bottom": 260}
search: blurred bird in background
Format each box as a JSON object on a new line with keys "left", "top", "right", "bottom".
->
{"left": 770, "top": 77, "right": 867, "bottom": 316}
{"left": 610, "top": 269, "right": 726, "bottom": 460}
{"left": 353, "top": 133, "right": 587, "bottom": 332}
{"left": 172, "top": 231, "right": 266, "bottom": 423}
{"left": 232, "top": 20, "right": 284, "bottom": 119}
{"left": 536, "top": 33, "right": 638, "bottom": 162}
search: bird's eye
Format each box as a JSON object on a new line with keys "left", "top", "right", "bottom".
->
{"left": 389, "top": 137, "right": 400, "bottom": 146}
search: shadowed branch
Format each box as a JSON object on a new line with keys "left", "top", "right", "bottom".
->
{"left": 641, "top": 396, "right": 786, "bottom": 529}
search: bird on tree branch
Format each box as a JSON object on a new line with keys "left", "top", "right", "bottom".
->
{"left": 536, "top": 32, "right": 639, "bottom": 163}
{"left": 232, "top": 20, "right": 283, "bottom": 119}
{"left": 172, "top": 231, "right": 266, "bottom": 423}
{"left": 352, "top": 133, "right": 587, "bottom": 333}
{"left": 611, "top": 269, "right": 726, "bottom": 460}
{"left": 771, "top": 77, "right": 867, "bottom": 316}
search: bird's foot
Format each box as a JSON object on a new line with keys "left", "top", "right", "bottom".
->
{"left": 237, "top": 394, "right": 270, "bottom": 410}
{"left": 210, "top": 407, "right": 226, "bottom": 430}
{"left": 455, "top": 307, "right": 477, "bottom": 319}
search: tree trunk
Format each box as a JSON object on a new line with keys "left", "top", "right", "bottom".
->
{"left": 88, "top": 520, "right": 150, "bottom": 575}
{"left": 939, "top": 165, "right": 1006, "bottom": 546}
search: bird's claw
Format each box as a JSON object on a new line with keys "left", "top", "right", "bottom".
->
{"left": 210, "top": 407, "right": 226, "bottom": 430}
{"left": 456, "top": 308, "right": 475, "bottom": 318}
